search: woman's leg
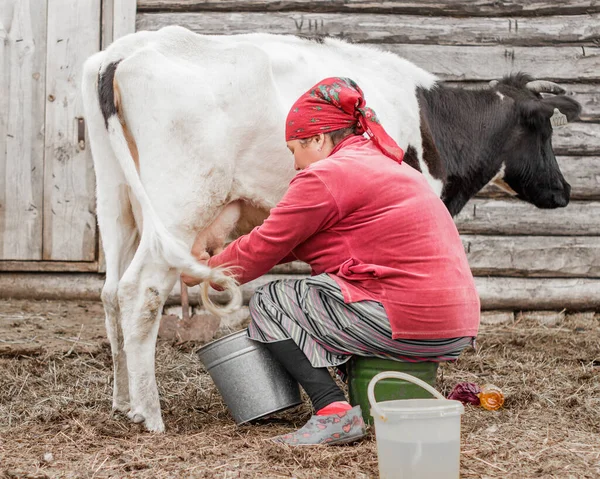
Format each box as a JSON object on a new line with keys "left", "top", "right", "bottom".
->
{"left": 248, "top": 281, "right": 348, "bottom": 413}
{"left": 263, "top": 339, "right": 346, "bottom": 413}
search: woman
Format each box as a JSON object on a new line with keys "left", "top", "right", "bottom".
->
{"left": 184, "top": 77, "right": 480, "bottom": 445}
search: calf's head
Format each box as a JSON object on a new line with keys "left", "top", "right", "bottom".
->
{"left": 490, "top": 75, "right": 581, "bottom": 209}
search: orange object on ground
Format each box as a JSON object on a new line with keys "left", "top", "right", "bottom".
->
{"left": 478, "top": 384, "right": 505, "bottom": 411}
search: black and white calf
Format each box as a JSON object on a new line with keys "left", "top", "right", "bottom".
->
{"left": 82, "top": 26, "right": 581, "bottom": 432}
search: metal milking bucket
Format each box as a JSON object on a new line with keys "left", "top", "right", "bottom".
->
{"left": 197, "top": 331, "right": 302, "bottom": 424}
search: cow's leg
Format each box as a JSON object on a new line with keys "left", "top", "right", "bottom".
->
{"left": 82, "top": 52, "right": 140, "bottom": 414}
{"left": 117, "top": 242, "right": 178, "bottom": 433}
{"left": 100, "top": 188, "right": 140, "bottom": 413}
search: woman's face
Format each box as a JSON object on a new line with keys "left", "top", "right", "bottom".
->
{"left": 287, "top": 134, "right": 334, "bottom": 171}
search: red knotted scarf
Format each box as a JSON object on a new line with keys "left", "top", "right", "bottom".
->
{"left": 285, "top": 77, "right": 404, "bottom": 163}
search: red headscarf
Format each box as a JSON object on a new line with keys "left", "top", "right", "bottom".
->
{"left": 285, "top": 77, "right": 404, "bottom": 163}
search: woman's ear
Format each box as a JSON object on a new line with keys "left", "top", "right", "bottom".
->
{"left": 314, "top": 134, "right": 326, "bottom": 151}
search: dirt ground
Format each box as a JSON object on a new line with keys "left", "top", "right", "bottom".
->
{"left": 0, "top": 299, "right": 599, "bottom": 479}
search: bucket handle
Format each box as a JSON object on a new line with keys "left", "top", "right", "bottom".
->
{"left": 368, "top": 371, "right": 446, "bottom": 421}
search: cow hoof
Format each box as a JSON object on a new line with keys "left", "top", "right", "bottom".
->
{"left": 126, "top": 411, "right": 164, "bottom": 432}
{"left": 144, "top": 416, "right": 165, "bottom": 433}
{"left": 127, "top": 411, "right": 145, "bottom": 424}
{"left": 133, "top": 414, "right": 146, "bottom": 424}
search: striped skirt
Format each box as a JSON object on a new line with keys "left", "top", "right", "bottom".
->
{"left": 248, "top": 273, "right": 475, "bottom": 369}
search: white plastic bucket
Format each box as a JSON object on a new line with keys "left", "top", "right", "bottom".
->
{"left": 368, "top": 372, "right": 465, "bottom": 479}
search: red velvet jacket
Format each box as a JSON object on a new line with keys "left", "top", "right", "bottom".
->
{"left": 209, "top": 136, "right": 480, "bottom": 339}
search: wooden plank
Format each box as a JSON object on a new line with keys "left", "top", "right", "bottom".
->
{"left": 571, "top": 83, "right": 600, "bottom": 122}
{"left": 463, "top": 235, "right": 600, "bottom": 278}
{"left": 2, "top": 272, "right": 599, "bottom": 310}
{"left": 43, "top": 0, "right": 101, "bottom": 261}
{"left": 0, "top": 272, "right": 104, "bottom": 301}
{"left": 0, "top": 0, "right": 47, "bottom": 260}
{"left": 455, "top": 199, "right": 600, "bottom": 236}
{"left": 478, "top": 156, "right": 600, "bottom": 200}
{"left": 136, "top": 1, "right": 600, "bottom": 17}
{"left": 474, "top": 276, "right": 600, "bottom": 310}
{"left": 136, "top": 12, "right": 600, "bottom": 47}
{"left": 101, "top": 0, "right": 114, "bottom": 49}
{"left": 0, "top": 260, "right": 99, "bottom": 272}
{"left": 386, "top": 44, "right": 600, "bottom": 82}
{"left": 114, "top": 0, "right": 137, "bottom": 40}
{"left": 552, "top": 123, "right": 600, "bottom": 156}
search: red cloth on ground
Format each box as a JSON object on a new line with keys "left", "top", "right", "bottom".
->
{"left": 208, "top": 136, "right": 480, "bottom": 340}
{"left": 285, "top": 77, "right": 404, "bottom": 164}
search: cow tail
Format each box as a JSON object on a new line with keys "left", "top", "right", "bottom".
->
{"left": 199, "top": 280, "right": 242, "bottom": 318}
{"left": 98, "top": 61, "right": 242, "bottom": 315}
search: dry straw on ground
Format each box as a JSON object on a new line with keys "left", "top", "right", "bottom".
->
{"left": 0, "top": 299, "right": 599, "bottom": 478}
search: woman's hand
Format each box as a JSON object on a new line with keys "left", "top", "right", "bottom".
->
{"left": 181, "top": 251, "right": 210, "bottom": 287}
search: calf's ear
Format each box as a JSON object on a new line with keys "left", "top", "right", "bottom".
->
{"left": 541, "top": 95, "right": 582, "bottom": 123}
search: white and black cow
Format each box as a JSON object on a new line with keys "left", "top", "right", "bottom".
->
{"left": 82, "top": 26, "right": 581, "bottom": 432}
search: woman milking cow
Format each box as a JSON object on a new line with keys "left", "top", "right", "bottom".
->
{"left": 183, "top": 77, "right": 480, "bottom": 445}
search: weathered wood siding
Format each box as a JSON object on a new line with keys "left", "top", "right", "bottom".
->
{"left": 0, "top": 0, "right": 47, "bottom": 260}
{"left": 0, "top": 0, "right": 136, "bottom": 269}
{"left": 137, "top": 1, "right": 600, "bottom": 17}
{"left": 137, "top": 11, "right": 600, "bottom": 46}
{"left": 43, "top": 0, "right": 101, "bottom": 261}
{"left": 135, "top": 0, "right": 600, "bottom": 309}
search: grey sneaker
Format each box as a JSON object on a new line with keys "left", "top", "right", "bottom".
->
{"left": 271, "top": 405, "right": 366, "bottom": 446}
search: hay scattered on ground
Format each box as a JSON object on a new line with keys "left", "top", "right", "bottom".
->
{"left": 0, "top": 299, "right": 599, "bottom": 478}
